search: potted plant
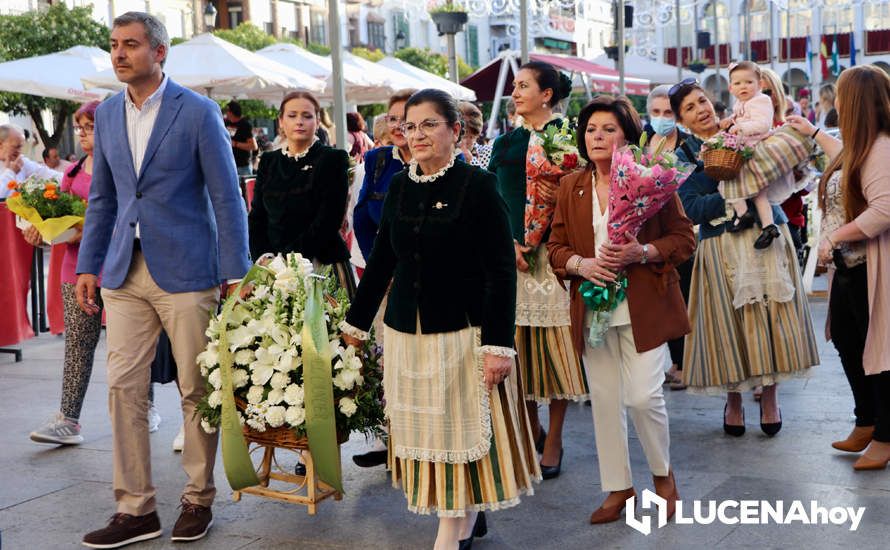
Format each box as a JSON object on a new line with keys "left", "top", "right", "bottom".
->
{"left": 429, "top": 2, "right": 468, "bottom": 35}
{"left": 686, "top": 58, "right": 710, "bottom": 73}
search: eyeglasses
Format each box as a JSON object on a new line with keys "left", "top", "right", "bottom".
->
{"left": 668, "top": 78, "right": 699, "bottom": 98}
{"left": 385, "top": 115, "right": 404, "bottom": 127}
{"left": 74, "top": 125, "right": 95, "bottom": 136}
{"left": 400, "top": 119, "right": 449, "bottom": 137}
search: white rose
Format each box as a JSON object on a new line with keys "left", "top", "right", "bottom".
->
{"left": 250, "top": 364, "right": 275, "bottom": 386}
{"left": 207, "top": 390, "right": 222, "bottom": 408}
{"left": 284, "top": 384, "right": 304, "bottom": 406}
{"left": 207, "top": 369, "right": 222, "bottom": 390}
{"left": 339, "top": 397, "right": 358, "bottom": 417}
{"left": 201, "top": 419, "right": 217, "bottom": 434}
{"left": 246, "top": 385, "right": 265, "bottom": 405}
{"left": 234, "top": 348, "right": 255, "bottom": 365}
{"left": 285, "top": 405, "right": 306, "bottom": 426}
{"left": 232, "top": 369, "right": 249, "bottom": 389}
{"left": 266, "top": 388, "right": 284, "bottom": 404}
{"left": 265, "top": 405, "right": 287, "bottom": 428}
{"left": 269, "top": 372, "right": 289, "bottom": 390}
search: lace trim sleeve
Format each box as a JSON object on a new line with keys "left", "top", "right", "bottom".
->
{"left": 477, "top": 345, "right": 517, "bottom": 358}
{"left": 338, "top": 320, "right": 369, "bottom": 341}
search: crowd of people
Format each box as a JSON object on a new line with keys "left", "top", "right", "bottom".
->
{"left": 2, "top": 9, "right": 889, "bottom": 550}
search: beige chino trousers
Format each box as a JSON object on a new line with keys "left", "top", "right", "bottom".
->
{"left": 583, "top": 323, "right": 672, "bottom": 492}
{"left": 102, "top": 250, "right": 219, "bottom": 516}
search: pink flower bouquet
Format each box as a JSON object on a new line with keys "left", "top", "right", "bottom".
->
{"left": 580, "top": 134, "right": 694, "bottom": 346}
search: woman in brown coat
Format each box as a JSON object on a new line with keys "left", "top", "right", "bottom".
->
{"left": 547, "top": 96, "right": 695, "bottom": 524}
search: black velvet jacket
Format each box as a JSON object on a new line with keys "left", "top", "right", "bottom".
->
{"left": 248, "top": 142, "right": 350, "bottom": 264}
{"left": 345, "top": 160, "right": 517, "bottom": 348}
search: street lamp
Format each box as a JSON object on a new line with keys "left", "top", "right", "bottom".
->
{"left": 203, "top": 2, "right": 218, "bottom": 32}
{"left": 395, "top": 30, "right": 407, "bottom": 50}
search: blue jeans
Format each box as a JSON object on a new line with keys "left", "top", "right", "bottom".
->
{"left": 236, "top": 165, "right": 252, "bottom": 177}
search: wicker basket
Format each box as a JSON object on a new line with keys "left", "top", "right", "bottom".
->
{"left": 702, "top": 147, "right": 744, "bottom": 181}
{"left": 235, "top": 398, "right": 348, "bottom": 450}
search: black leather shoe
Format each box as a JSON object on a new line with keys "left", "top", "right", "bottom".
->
{"left": 352, "top": 450, "right": 387, "bottom": 468}
{"left": 723, "top": 404, "right": 745, "bottom": 437}
{"left": 535, "top": 428, "right": 547, "bottom": 454}
{"left": 760, "top": 403, "right": 783, "bottom": 437}
{"left": 540, "top": 448, "right": 564, "bottom": 480}
{"left": 458, "top": 512, "right": 487, "bottom": 550}
{"left": 727, "top": 209, "right": 756, "bottom": 233}
{"left": 754, "top": 224, "right": 781, "bottom": 249}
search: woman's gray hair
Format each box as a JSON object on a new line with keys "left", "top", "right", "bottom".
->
{"left": 646, "top": 84, "right": 673, "bottom": 113}
{"left": 0, "top": 123, "right": 24, "bottom": 143}
{"left": 113, "top": 12, "right": 170, "bottom": 65}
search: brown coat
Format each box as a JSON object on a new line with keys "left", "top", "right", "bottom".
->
{"left": 547, "top": 166, "right": 696, "bottom": 355}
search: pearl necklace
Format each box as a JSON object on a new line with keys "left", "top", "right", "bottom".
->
{"left": 282, "top": 136, "right": 318, "bottom": 161}
{"left": 408, "top": 155, "right": 454, "bottom": 183}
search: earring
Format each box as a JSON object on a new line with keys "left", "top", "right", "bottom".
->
{"left": 542, "top": 103, "right": 547, "bottom": 109}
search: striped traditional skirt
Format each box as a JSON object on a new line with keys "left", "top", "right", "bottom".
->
{"left": 515, "top": 325, "right": 588, "bottom": 403}
{"left": 720, "top": 126, "right": 812, "bottom": 202}
{"left": 682, "top": 224, "right": 820, "bottom": 394}
{"left": 386, "top": 346, "right": 541, "bottom": 517}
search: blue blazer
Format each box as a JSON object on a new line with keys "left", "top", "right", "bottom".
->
{"left": 76, "top": 80, "right": 252, "bottom": 292}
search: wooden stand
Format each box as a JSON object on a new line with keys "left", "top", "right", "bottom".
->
{"left": 232, "top": 440, "right": 342, "bottom": 515}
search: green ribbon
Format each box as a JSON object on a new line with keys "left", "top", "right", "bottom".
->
{"left": 218, "top": 265, "right": 266, "bottom": 490}
{"left": 301, "top": 276, "right": 343, "bottom": 493}
{"left": 579, "top": 275, "right": 628, "bottom": 312}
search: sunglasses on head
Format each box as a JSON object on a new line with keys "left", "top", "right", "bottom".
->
{"left": 668, "top": 78, "right": 699, "bottom": 97}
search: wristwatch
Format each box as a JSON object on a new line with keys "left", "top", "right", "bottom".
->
{"left": 640, "top": 244, "right": 650, "bottom": 264}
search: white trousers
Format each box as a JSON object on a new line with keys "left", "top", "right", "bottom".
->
{"left": 583, "top": 324, "right": 671, "bottom": 492}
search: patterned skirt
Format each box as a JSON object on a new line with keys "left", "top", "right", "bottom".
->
{"left": 682, "top": 224, "right": 820, "bottom": 394}
{"left": 719, "top": 126, "right": 812, "bottom": 202}
{"left": 387, "top": 374, "right": 540, "bottom": 517}
{"left": 515, "top": 325, "right": 587, "bottom": 403}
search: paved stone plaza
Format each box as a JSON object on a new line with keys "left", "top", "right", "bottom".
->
{"left": 3, "top": 292, "right": 890, "bottom": 549}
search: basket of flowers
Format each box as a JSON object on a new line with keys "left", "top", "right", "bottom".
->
{"left": 700, "top": 132, "right": 754, "bottom": 181}
{"left": 6, "top": 176, "right": 86, "bottom": 244}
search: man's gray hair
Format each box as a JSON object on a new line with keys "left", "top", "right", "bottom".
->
{"left": 646, "top": 84, "right": 673, "bottom": 113}
{"left": 113, "top": 11, "right": 170, "bottom": 66}
{"left": 0, "top": 124, "right": 24, "bottom": 143}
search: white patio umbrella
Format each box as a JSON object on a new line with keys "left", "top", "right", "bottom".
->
{"left": 339, "top": 52, "right": 426, "bottom": 104}
{"left": 0, "top": 45, "right": 113, "bottom": 102}
{"left": 591, "top": 53, "right": 698, "bottom": 86}
{"left": 81, "top": 34, "right": 325, "bottom": 101}
{"left": 377, "top": 57, "right": 477, "bottom": 101}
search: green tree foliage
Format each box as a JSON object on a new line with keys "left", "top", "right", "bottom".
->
{"left": 0, "top": 4, "right": 110, "bottom": 148}
{"left": 394, "top": 47, "right": 473, "bottom": 80}
{"left": 213, "top": 22, "right": 276, "bottom": 52}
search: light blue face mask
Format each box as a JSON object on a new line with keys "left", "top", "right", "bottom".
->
{"left": 650, "top": 116, "right": 677, "bottom": 137}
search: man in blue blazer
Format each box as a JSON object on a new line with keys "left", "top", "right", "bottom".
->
{"left": 76, "top": 12, "right": 251, "bottom": 549}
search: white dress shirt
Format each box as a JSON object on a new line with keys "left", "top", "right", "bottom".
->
{"left": 0, "top": 156, "right": 63, "bottom": 199}
{"left": 124, "top": 75, "right": 168, "bottom": 237}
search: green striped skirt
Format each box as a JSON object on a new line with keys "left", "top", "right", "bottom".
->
{"left": 682, "top": 224, "right": 819, "bottom": 394}
{"left": 515, "top": 325, "right": 587, "bottom": 403}
{"left": 388, "top": 375, "right": 541, "bottom": 517}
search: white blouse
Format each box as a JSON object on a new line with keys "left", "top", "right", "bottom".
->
{"left": 591, "top": 185, "right": 631, "bottom": 327}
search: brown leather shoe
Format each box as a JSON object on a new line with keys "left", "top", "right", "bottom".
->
{"left": 832, "top": 426, "right": 874, "bottom": 453}
{"left": 82, "top": 511, "right": 161, "bottom": 548}
{"left": 590, "top": 488, "right": 636, "bottom": 524}
{"left": 171, "top": 497, "right": 213, "bottom": 542}
{"left": 653, "top": 470, "right": 679, "bottom": 520}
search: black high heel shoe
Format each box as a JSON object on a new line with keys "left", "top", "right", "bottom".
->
{"left": 540, "top": 448, "right": 564, "bottom": 480}
{"left": 754, "top": 224, "right": 781, "bottom": 250}
{"left": 760, "top": 402, "right": 783, "bottom": 436}
{"left": 726, "top": 209, "right": 756, "bottom": 233}
{"left": 458, "top": 512, "right": 487, "bottom": 550}
{"left": 535, "top": 428, "right": 547, "bottom": 454}
{"left": 723, "top": 403, "right": 746, "bottom": 437}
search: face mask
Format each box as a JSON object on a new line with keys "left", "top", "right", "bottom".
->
{"left": 650, "top": 116, "right": 677, "bottom": 137}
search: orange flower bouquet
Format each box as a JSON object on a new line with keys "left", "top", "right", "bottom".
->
{"left": 6, "top": 176, "right": 87, "bottom": 244}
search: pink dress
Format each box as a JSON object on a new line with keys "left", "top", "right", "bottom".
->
{"left": 59, "top": 162, "right": 100, "bottom": 287}
{"left": 731, "top": 92, "right": 773, "bottom": 144}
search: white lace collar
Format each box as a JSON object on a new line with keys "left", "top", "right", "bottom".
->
{"left": 408, "top": 155, "right": 455, "bottom": 183}
{"left": 282, "top": 136, "right": 319, "bottom": 161}
{"left": 392, "top": 146, "right": 408, "bottom": 165}
{"left": 516, "top": 113, "right": 561, "bottom": 133}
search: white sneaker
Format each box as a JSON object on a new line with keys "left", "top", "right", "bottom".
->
{"left": 30, "top": 412, "right": 83, "bottom": 445}
{"left": 148, "top": 402, "right": 162, "bottom": 433}
{"left": 172, "top": 425, "right": 185, "bottom": 452}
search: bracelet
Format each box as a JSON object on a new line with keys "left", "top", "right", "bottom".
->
{"left": 825, "top": 234, "right": 836, "bottom": 249}
{"left": 572, "top": 255, "right": 584, "bottom": 274}
{"left": 811, "top": 128, "right": 820, "bottom": 139}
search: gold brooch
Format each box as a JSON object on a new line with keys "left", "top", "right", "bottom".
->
{"left": 434, "top": 201, "right": 448, "bottom": 209}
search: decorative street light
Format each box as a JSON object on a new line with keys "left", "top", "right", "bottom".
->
{"left": 395, "top": 30, "right": 407, "bottom": 50}
{"left": 203, "top": 2, "right": 218, "bottom": 32}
